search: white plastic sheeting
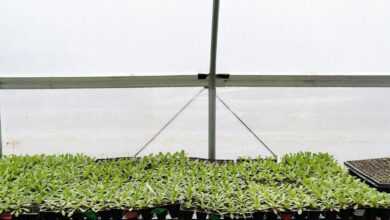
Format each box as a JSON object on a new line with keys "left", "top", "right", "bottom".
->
{"left": 1, "top": 88, "right": 390, "bottom": 162}
{"left": 1, "top": 0, "right": 390, "bottom": 73}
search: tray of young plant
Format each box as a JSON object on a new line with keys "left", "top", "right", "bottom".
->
{"left": 345, "top": 158, "right": 390, "bottom": 192}
{"left": 1, "top": 152, "right": 390, "bottom": 220}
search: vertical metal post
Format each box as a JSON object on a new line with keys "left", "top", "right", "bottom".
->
{"left": 208, "top": 0, "right": 220, "bottom": 160}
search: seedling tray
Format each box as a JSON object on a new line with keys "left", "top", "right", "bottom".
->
{"left": 3, "top": 152, "right": 390, "bottom": 218}
{"left": 344, "top": 158, "right": 390, "bottom": 192}
{"left": 3, "top": 208, "right": 390, "bottom": 220}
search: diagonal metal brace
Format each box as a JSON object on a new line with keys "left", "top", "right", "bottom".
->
{"left": 133, "top": 88, "right": 206, "bottom": 157}
{"left": 216, "top": 94, "right": 277, "bottom": 159}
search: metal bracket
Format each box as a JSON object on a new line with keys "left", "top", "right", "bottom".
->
{"left": 198, "top": 73, "right": 230, "bottom": 80}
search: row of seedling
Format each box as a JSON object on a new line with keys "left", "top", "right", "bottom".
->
{"left": 1, "top": 152, "right": 390, "bottom": 218}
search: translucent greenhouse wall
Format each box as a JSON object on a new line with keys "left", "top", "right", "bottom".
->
{"left": 1, "top": 88, "right": 390, "bottom": 162}
{"left": 1, "top": 0, "right": 390, "bottom": 161}
{"left": 1, "top": 0, "right": 390, "bottom": 73}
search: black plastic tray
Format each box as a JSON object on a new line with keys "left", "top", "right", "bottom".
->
{"left": 345, "top": 158, "right": 390, "bottom": 192}
{"left": 4, "top": 208, "right": 390, "bottom": 220}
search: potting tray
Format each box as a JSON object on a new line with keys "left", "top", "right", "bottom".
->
{"left": 345, "top": 158, "right": 390, "bottom": 191}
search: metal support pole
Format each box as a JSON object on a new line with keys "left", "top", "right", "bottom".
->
{"left": 208, "top": 0, "right": 220, "bottom": 160}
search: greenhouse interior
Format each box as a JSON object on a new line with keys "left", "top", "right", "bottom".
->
{"left": 1, "top": 1, "right": 390, "bottom": 220}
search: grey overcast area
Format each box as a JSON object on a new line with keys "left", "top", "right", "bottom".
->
{"left": 1, "top": 0, "right": 390, "bottom": 161}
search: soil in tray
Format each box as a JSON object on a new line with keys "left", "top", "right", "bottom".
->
{"left": 345, "top": 158, "right": 390, "bottom": 186}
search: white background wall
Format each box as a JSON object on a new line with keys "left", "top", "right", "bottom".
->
{"left": 1, "top": 0, "right": 390, "bottom": 161}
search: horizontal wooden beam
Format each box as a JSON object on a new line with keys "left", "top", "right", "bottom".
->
{"left": 1, "top": 74, "right": 390, "bottom": 89}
